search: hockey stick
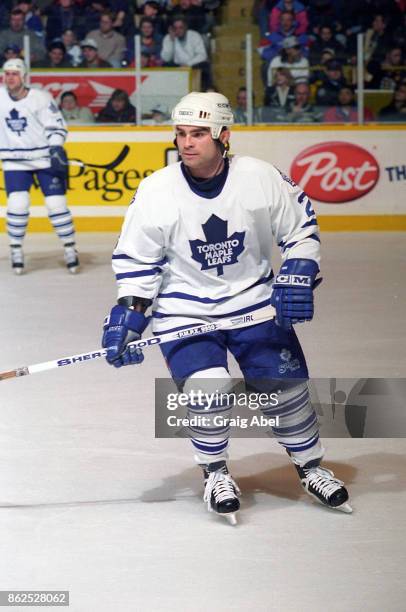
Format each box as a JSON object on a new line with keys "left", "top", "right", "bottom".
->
{"left": 0, "top": 307, "right": 275, "bottom": 381}
{"left": 68, "top": 144, "right": 130, "bottom": 170}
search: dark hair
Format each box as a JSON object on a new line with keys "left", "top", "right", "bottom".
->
{"left": 140, "top": 17, "right": 154, "bottom": 28}
{"left": 11, "top": 8, "right": 24, "bottom": 16}
{"left": 49, "top": 41, "right": 66, "bottom": 53}
{"left": 111, "top": 88, "right": 130, "bottom": 102}
{"left": 61, "top": 91, "right": 77, "bottom": 102}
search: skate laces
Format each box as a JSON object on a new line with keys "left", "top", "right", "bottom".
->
{"left": 203, "top": 469, "right": 241, "bottom": 512}
{"left": 304, "top": 466, "right": 344, "bottom": 499}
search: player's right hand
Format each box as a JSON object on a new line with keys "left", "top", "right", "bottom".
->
{"left": 102, "top": 305, "right": 150, "bottom": 368}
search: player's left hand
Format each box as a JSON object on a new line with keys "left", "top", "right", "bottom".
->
{"left": 270, "top": 258, "right": 322, "bottom": 330}
{"left": 49, "top": 146, "right": 68, "bottom": 179}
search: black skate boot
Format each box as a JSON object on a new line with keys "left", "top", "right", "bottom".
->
{"left": 203, "top": 460, "right": 241, "bottom": 525}
{"left": 293, "top": 458, "right": 352, "bottom": 513}
{"left": 63, "top": 242, "right": 79, "bottom": 274}
{"left": 10, "top": 245, "right": 24, "bottom": 275}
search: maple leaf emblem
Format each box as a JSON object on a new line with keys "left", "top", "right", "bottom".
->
{"left": 5, "top": 108, "right": 27, "bottom": 136}
{"left": 189, "top": 214, "right": 245, "bottom": 276}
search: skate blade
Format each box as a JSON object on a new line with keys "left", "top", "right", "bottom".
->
{"left": 67, "top": 266, "right": 79, "bottom": 274}
{"left": 13, "top": 267, "right": 24, "bottom": 275}
{"left": 219, "top": 512, "right": 238, "bottom": 526}
{"left": 307, "top": 491, "right": 353, "bottom": 514}
{"left": 335, "top": 502, "right": 353, "bottom": 514}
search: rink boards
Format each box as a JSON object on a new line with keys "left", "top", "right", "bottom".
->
{"left": 0, "top": 125, "right": 405, "bottom": 232}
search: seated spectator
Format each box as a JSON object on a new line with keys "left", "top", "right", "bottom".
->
{"left": 269, "top": 0, "right": 308, "bottom": 36}
{"left": 82, "top": 0, "right": 112, "bottom": 34}
{"left": 309, "top": 24, "right": 346, "bottom": 65}
{"left": 0, "top": 8, "right": 46, "bottom": 63}
{"left": 96, "top": 88, "right": 136, "bottom": 123}
{"left": 87, "top": 11, "right": 126, "bottom": 68}
{"left": 363, "top": 13, "right": 393, "bottom": 64}
{"left": 259, "top": 10, "right": 308, "bottom": 64}
{"left": 264, "top": 67, "right": 295, "bottom": 109}
{"left": 142, "top": 102, "right": 171, "bottom": 124}
{"left": 60, "top": 90, "right": 95, "bottom": 124}
{"left": 306, "top": 0, "right": 344, "bottom": 34}
{"left": 111, "top": 0, "right": 134, "bottom": 36}
{"left": 44, "top": 0, "right": 85, "bottom": 45}
{"left": 233, "top": 86, "right": 262, "bottom": 123}
{"left": 1, "top": 44, "right": 22, "bottom": 67}
{"left": 168, "top": 0, "right": 209, "bottom": 34}
{"left": 138, "top": 17, "right": 163, "bottom": 64}
{"left": 16, "top": 1, "right": 43, "bottom": 36}
{"left": 366, "top": 46, "right": 406, "bottom": 90}
{"left": 315, "top": 59, "right": 347, "bottom": 106}
{"left": 267, "top": 36, "right": 310, "bottom": 85}
{"left": 323, "top": 85, "right": 374, "bottom": 122}
{"left": 62, "top": 28, "right": 82, "bottom": 66}
{"left": 378, "top": 82, "right": 406, "bottom": 122}
{"left": 32, "top": 41, "right": 73, "bottom": 67}
{"left": 287, "top": 81, "right": 323, "bottom": 122}
{"left": 79, "top": 38, "right": 112, "bottom": 67}
{"left": 160, "top": 17, "right": 212, "bottom": 90}
{"left": 137, "top": 1, "right": 167, "bottom": 37}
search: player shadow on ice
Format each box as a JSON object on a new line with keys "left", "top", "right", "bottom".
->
{"left": 139, "top": 451, "right": 359, "bottom": 514}
{"left": 2, "top": 451, "right": 404, "bottom": 510}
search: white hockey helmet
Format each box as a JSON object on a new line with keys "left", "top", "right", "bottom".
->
{"left": 3, "top": 58, "right": 27, "bottom": 79}
{"left": 171, "top": 92, "right": 234, "bottom": 139}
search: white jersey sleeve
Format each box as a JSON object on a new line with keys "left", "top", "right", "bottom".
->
{"left": 269, "top": 167, "right": 320, "bottom": 266}
{"left": 112, "top": 179, "right": 168, "bottom": 300}
{"left": 0, "top": 87, "right": 67, "bottom": 171}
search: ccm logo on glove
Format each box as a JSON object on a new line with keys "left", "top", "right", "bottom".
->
{"left": 274, "top": 274, "right": 312, "bottom": 286}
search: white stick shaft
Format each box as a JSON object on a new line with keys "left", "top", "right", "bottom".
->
{"left": 4, "top": 307, "right": 275, "bottom": 380}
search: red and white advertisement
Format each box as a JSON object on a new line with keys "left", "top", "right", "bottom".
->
{"left": 30, "top": 68, "right": 190, "bottom": 114}
{"left": 231, "top": 127, "right": 406, "bottom": 216}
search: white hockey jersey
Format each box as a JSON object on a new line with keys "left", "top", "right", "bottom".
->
{"left": 113, "top": 155, "right": 321, "bottom": 332}
{"left": 0, "top": 87, "right": 67, "bottom": 171}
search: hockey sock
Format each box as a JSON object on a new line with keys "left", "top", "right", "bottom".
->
{"left": 183, "top": 368, "right": 234, "bottom": 465}
{"left": 7, "top": 191, "right": 30, "bottom": 245}
{"left": 261, "top": 381, "right": 322, "bottom": 457}
{"left": 45, "top": 196, "right": 75, "bottom": 245}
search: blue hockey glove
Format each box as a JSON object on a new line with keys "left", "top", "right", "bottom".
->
{"left": 49, "top": 146, "right": 68, "bottom": 179}
{"left": 270, "top": 258, "right": 322, "bottom": 330}
{"left": 102, "top": 305, "right": 150, "bottom": 368}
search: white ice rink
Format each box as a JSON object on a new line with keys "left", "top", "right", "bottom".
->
{"left": 1, "top": 233, "right": 405, "bottom": 612}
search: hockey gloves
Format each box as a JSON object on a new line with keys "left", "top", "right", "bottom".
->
{"left": 102, "top": 305, "right": 150, "bottom": 368}
{"left": 271, "top": 258, "right": 322, "bottom": 330}
{"left": 49, "top": 146, "right": 68, "bottom": 179}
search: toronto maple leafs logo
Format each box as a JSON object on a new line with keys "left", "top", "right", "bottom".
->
{"left": 278, "top": 348, "right": 300, "bottom": 374}
{"left": 189, "top": 214, "right": 245, "bottom": 276}
{"left": 5, "top": 108, "right": 27, "bottom": 136}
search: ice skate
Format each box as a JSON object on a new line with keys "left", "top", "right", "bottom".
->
{"left": 10, "top": 245, "right": 24, "bottom": 275}
{"left": 202, "top": 461, "right": 241, "bottom": 525}
{"left": 293, "top": 458, "right": 352, "bottom": 513}
{"left": 63, "top": 242, "right": 79, "bottom": 274}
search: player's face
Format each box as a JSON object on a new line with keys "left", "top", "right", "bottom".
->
{"left": 4, "top": 70, "right": 24, "bottom": 93}
{"left": 175, "top": 125, "right": 227, "bottom": 177}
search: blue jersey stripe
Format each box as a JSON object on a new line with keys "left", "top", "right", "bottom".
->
{"left": 115, "top": 268, "right": 162, "bottom": 280}
{"left": 152, "top": 297, "right": 273, "bottom": 323}
{"left": 156, "top": 272, "right": 274, "bottom": 304}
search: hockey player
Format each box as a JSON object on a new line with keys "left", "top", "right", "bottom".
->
{"left": 102, "top": 91, "right": 352, "bottom": 524}
{"left": 0, "top": 58, "right": 79, "bottom": 274}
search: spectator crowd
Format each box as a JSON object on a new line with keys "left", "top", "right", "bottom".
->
{"left": 0, "top": 0, "right": 404, "bottom": 123}
{"left": 249, "top": 0, "right": 406, "bottom": 122}
{"left": 0, "top": 0, "right": 223, "bottom": 122}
